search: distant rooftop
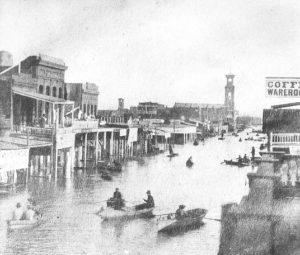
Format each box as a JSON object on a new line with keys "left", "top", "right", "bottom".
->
{"left": 38, "top": 54, "right": 66, "bottom": 67}
{"left": 174, "top": 102, "right": 225, "bottom": 108}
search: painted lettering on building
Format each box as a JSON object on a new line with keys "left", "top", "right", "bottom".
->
{"left": 266, "top": 77, "right": 300, "bottom": 97}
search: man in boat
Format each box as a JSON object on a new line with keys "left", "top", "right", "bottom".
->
{"left": 135, "top": 190, "right": 155, "bottom": 210}
{"left": 175, "top": 205, "right": 186, "bottom": 220}
{"left": 12, "top": 203, "right": 23, "bottom": 220}
{"left": 186, "top": 156, "right": 193, "bottom": 166}
{"left": 243, "top": 154, "right": 249, "bottom": 163}
{"left": 112, "top": 188, "right": 124, "bottom": 210}
{"left": 22, "top": 205, "right": 36, "bottom": 220}
{"left": 238, "top": 155, "right": 243, "bottom": 164}
{"left": 28, "top": 198, "right": 42, "bottom": 216}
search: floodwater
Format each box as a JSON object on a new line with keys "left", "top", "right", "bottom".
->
{"left": 0, "top": 131, "right": 264, "bottom": 255}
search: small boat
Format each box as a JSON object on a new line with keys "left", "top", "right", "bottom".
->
{"left": 193, "top": 140, "right": 199, "bottom": 146}
{"left": 101, "top": 172, "right": 112, "bottom": 181}
{"left": 158, "top": 208, "right": 207, "bottom": 235}
{"left": 97, "top": 206, "right": 154, "bottom": 221}
{"left": 98, "top": 161, "right": 122, "bottom": 172}
{"left": 7, "top": 216, "right": 42, "bottom": 231}
{"left": 224, "top": 160, "right": 249, "bottom": 167}
{"left": 167, "top": 153, "right": 178, "bottom": 158}
{"left": 218, "top": 137, "right": 225, "bottom": 140}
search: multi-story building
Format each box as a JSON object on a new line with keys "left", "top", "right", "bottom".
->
{"left": 0, "top": 53, "right": 72, "bottom": 130}
{"left": 137, "top": 102, "right": 165, "bottom": 118}
{"left": 65, "top": 82, "right": 99, "bottom": 117}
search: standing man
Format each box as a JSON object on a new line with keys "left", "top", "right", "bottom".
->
{"left": 251, "top": 146, "right": 255, "bottom": 160}
{"left": 40, "top": 113, "right": 46, "bottom": 128}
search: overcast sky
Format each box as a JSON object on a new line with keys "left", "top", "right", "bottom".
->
{"left": 1, "top": 0, "right": 300, "bottom": 116}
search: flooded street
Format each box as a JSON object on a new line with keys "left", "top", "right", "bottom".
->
{"left": 0, "top": 132, "right": 261, "bottom": 255}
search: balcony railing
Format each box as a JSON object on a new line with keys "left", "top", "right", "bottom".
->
{"left": 271, "top": 133, "right": 300, "bottom": 145}
{"left": 72, "top": 119, "right": 99, "bottom": 129}
{"left": 12, "top": 125, "right": 53, "bottom": 138}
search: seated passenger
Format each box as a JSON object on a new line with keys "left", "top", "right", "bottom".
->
{"left": 175, "top": 205, "right": 186, "bottom": 221}
{"left": 12, "top": 203, "right": 23, "bottom": 220}
{"left": 135, "top": 190, "right": 155, "bottom": 210}
{"left": 112, "top": 188, "right": 124, "bottom": 210}
{"left": 23, "top": 205, "right": 35, "bottom": 220}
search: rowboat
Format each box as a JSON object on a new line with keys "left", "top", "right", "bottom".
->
{"left": 97, "top": 206, "right": 154, "bottom": 222}
{"left": 158, "top": 208, "right": 207, "bottom": 235}
{"left": 167, "top": 153, "right": 178, "bottom": 158}
{"left": 7, "top": 216, "right": 42, "bottom": 231}
{"left": 98, "top": 161, "right": 122, "bottom": 172}
{"left": 224, "top": 160, "right": 249, "bottom": 167}
{"left": 101, "top": 172, "right": 112, "bottom": 181}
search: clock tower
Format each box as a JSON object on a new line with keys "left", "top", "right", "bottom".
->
{"left": 225, "top": 74, "right": 235, "bottom": 121}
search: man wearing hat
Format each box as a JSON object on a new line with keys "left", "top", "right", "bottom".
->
{"left": 112, "top": 188, "right": 123, "bottom": 210}
{"left": 12, "top": 202, "right": 23, "bottom": 220}
{"left": 175, "top": 205, "right": 186, "bottom": 220}
{"left": 135, "top": 190, "right": 155, "bottom": 210}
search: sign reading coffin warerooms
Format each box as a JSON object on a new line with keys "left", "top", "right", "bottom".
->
{"left": 266, "top": 77, "right": 300, "bottom": 97}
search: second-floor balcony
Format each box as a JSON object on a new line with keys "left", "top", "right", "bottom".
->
{"left": 271, "top": 133, "right": 300, "bottom": 146}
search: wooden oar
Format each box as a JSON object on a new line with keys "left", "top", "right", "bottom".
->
{"left": 204, "top": 217, "right": 221, "bottom": 222}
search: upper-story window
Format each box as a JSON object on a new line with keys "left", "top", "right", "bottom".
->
{"left": 46, "top": 86, "right": 50, "bottom": 96}
{"left": 52, "top": 87, "right": 57, "bottom": 97}
{"left": 58, "top": 87, "right": 63, "bottom": 98}
{"left": 39, "top": 85, "right": 44, "bottom": 94}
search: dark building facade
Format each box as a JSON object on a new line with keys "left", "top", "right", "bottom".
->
{"left": 65, "top": 83, "right": 99, "bottom": 117}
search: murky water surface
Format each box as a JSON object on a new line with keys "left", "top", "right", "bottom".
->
{"left": 0, "top": 132, "right": 263, "bottom": 254}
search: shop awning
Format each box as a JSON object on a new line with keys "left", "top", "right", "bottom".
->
{"left": 12, "top": 87, "right": 74, "bottom": 105}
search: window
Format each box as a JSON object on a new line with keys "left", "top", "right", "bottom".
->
{"left": 58, "top": 87, "right": 63, "bottom": 98}
{"left": 46, "top": 86, "right": 50, "bottom": 96}
{"left": 52, "top": 87, "right": 57, "bottom": 97}
{"left": 39, "top": 85, "right": 44, "bottom": 94}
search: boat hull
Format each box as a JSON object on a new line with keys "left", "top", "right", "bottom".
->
{"left": 97, "top": 207, "right": 154, "bottom": 222}
{"left": 158, "top": 208, "right": 207, "bottom": 235}
{"left": 7, "top": 216, "right": 42, "bottom": 230}
{"left": 167, "top": 153, "right": 178, "bottom": 158}
{"left": 224, "top": 160, "right": 249, "bottom": 167}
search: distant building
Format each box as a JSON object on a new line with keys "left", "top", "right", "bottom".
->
{"left": 98, "top": 99, "right": 129, "bottom": 124}
{"left": 65, "top": 82, "right": 99, "bottom": 117}
{"left": 172, "top": 74, "right": 236, "bottom": 129}
{"left": 137, "top": 102, "right": 165, "bottom": 118}
{"left": 0, "top": 51, "right": 13, "bottom": 73}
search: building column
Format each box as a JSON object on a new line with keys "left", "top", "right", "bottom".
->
{"left": 95, "top": 132, "right": 99, "bottom": 164}
{"left": 61, "top": 105, "right": 65, "bottom": 128}
{"left": 103, "top": 131, "right": 107, "bottom": 150}
{"left": 110, "top": 131, "right": 114, "bottom": 159}
{"left": 84, "top": 133, "right": 87, "bottom": 169}
{"left": 65, "top": 149, "right": 71, "bottom": 178}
